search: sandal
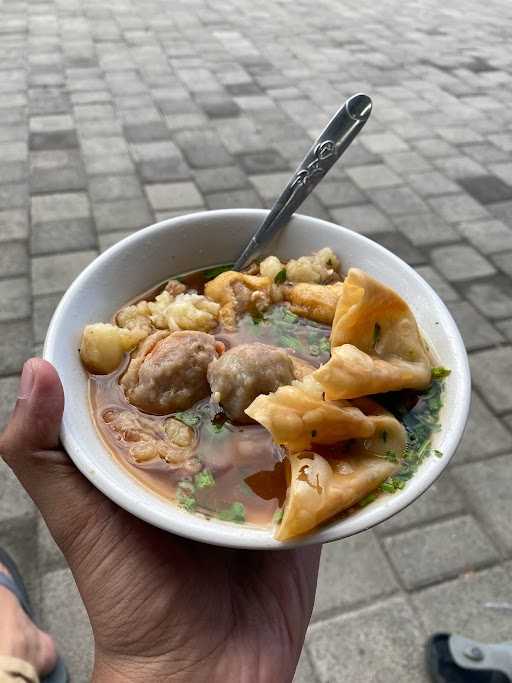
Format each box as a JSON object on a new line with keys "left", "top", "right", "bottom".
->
{"left": 427, "top": 633, "right": 512, "bottom": 683}
{"left": 0, "top": 548, "right": 69, "bottom": 683}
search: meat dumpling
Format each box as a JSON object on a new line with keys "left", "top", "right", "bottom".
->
{"left": 121, "top": 330, "right": 222, "bottom": 415}
{"left": 245, "top": 374, "right": 375, "bottom": 453}
{"left": 207, "top": 342, "right": 295, "bottom": 424}
{"left": 314, "top": 268, "right": 432, "bottom": 399}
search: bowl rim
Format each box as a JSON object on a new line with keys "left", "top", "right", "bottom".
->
{"left": 44, "top": 208, "right": 471, "bottom": 549}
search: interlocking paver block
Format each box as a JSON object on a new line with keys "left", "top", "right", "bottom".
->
{"left": 470, "top": 346, "right": 512, "bottom": 413}
{"left": 456, "top": 219, "right": 512, "bottom": 254}
{"left": 0, "top": 242, "right": 28, "bottom": 277}
{"left": 331, "top": 204, "right": 392, "bottom": 234}
{"left": 457, "top": 392, "right": 512, "bottom": 464}
{"left": 447, "top": 301, "right": 504, "bottom": 351}
{"left": 313, "top": 532, "right": 397, "bottom": 617}
{"left": 431, "top": 244, "right": 496, "bottom": 281}
{"left": 346, "top": 163, "right": 401, "bottom": 189}
{"left": 145, "top": 181, "right": 203, "bottom": 211}
{"left": 407, "top": 171, "right": 460, "bottom": 197}
{"left": 0, "top": 277, "right": 30, "bottom": 322}
{"left": 32, "top": 250, "right": 97, "bottom": 296}
{"left": 307, "top": 597, "right": 427, "bottom": 683}
{"left": 0, "top": 320, "right": 33, "bottom": 375}
{"left": 0, "top": 209, "right": 28, "bottom": 241}
{"left": 31, "top": 192, "right": 90, "bottom": 223}
{"left": 413, "top": 563, "right": 512, "bottom": 642}
{"left": 383, "top": 516, "right": 498, "bottom": 589}
{"left": 466, "top": 279, "right": 512, "bottom": 320}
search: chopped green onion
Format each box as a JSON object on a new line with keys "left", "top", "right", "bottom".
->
{"left": 379, "top": 481, "right": 396, "bottom": 494}
{"left": 194, "top": 469, "right": 215, "bottom": 489}
{"left": 281, "top": 335, "right": 302, "bottom": 351}
{"left": 177, "top": 484, "right": 197, "bottom": 512}
{"left": 173, "top": 411, "right": 201, "bottom": 427}
{"left": 384, "top": 449, "right": 398, "bottom": 462}
{"left": 203, "top": 264, "right": 233, "bottom": 281}
{"left": 272, "top": 508, "right": 284, "bottom": 524}
{"left": 373, "top": 322, "right": 381, "bottom": 347}
{"left": 433, "top": 449, "right": 443, "bottom": 458}
{"left": 217, "top": 502, "right": 246, "bottom": 523}
{"left": 309, "top": 344, "right": 320, "bottom": 356}
{"left": 282, "top": 309, "right": 298, "bottom": 324}
{"left": 319, "top": 337, "right": 331, "bottom": 354}
{"left": 431, "top": 367, "right": 451, "bottom": 380}
{"left": 359, "top": 493, "right": 377, "bottom": 507}
{"left": 274, "top": 268, "right": 287, "bottom": 284}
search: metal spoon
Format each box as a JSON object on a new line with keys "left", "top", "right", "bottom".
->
{"left": 233, "top": 93, "right": 372, "bottom": 271}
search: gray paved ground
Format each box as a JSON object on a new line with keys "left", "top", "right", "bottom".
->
{"left": 1, "top": 0, "right": 512, "bottom": 680}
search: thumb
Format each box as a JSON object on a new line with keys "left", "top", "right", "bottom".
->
{"left": 0, "top": 358, "right": 106, "bottom": 552}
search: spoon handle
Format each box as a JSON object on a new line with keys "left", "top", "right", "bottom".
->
{"left": 233, "top": 93, "right": 372, "bottom": 271}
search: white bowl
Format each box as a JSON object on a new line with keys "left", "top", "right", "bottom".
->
{"left": 44, "top": 209, "right": 471, "bottom": 549}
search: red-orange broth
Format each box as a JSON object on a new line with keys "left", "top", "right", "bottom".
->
{"left": 89, "top": 266, "right": 332, "bottom": 527}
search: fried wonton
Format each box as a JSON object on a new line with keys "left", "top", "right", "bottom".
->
{"left": 314, "top": 268, "right": 431, "bottom": 399}
{"left": 276, "top": 403, "right": 406, "bottom": 540}
{"left": 204, "top": 271, "right": 274, "bottom": 330}
{"left": 245, "top": 375, "right": 375, "bottom": 453}
{"left": 283, "top": 281, "right": 344, "bottom": 325}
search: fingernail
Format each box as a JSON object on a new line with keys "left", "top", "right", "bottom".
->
{"left": 18, "top": 360, "right": 35, "bottom": 400}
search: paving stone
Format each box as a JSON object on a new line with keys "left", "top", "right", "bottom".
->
{"left": 41, "top": 568, "right": 94, "bottom": 683}
{"left": 196, "top": 93, "right": 241, "bottom": 118}
{"left": 138, "top": 158, "right": 191, "bottom": 182}
{"left": 92, "top": 198, "right": 153, "bottom": 232}
{"left": 29, "top": 130, "right": 79, "bottom": 151}
{"left": 0, "top": 376, "right": 18, "bottom": 430}
{"left": 457, "top": 454, "right": 512, "bottom": 553}
{"left": 0, "top": 209, "right": 28, "bottom": 241}
{"left": 372, "top": 232, "right": 426, "bottom": 266}
{"left": 0, "top": 457, "right": 34, "bottom": 522}
{"left": 434, "top": 155, "right": 488, "bottom": 180}
{"left": 383, "top": 516, "right": 499, "bottom": 589}
{"left": 488, "top": 199, "right": 512, "bottom": 228}
{"left": 492, "top": 250, "right": 512, "bottom": 278}
{"left": 31, "top": 218, "right": 96, "bottom": 255}
{"left": 458, "top": 175, "right": 512, "bottom": 204}
{"left": 0, "top": 241, "right": 28, "bottom": 276}
{"left": 31, "top": 192, "right": 90, "bottom": 223}
{"left": 346, "top": 163, "right": 401, "bottom": 189}
{"left": 0, "top": 515, "right": 38, "bottom": 598}
{"left": 0, "top": 141, "right": 28, "bottom": 162}
{"left": 466, "top": 278, "right": 512, "bottom": 320}
{"left": 470, "top": 346, "right": 512, "bottom": 413}
{"left": 457, "top": 391, "right": 512, "bottom": 464}
{"left": 0, "top": 161, "right": 28, "bottom": 184}
{"left": 194, "top": 166, "right": 248, "bottom": 193}
{"left": 173, "top": 129, "right": 233, "bottom": 168}
{"left": 330, "top": 204, "right": 392, "bottom": 235}
{"left": 130, "top": 140, "right": 182, "bottom": 162}
{"left": 293, "top": 649, "right": 317, "bottom": 683}
{"left": 0, "top": 183, "right": 27, "bottom": 210}
{"left": 33, "top": 293, "right": 62, "bottom": 342}
{"left": 205, "top": 188, "right": 263, "bottom": 210}
{"left": 145, "top": 181, "right": 203, "bottom": 211}
{"left": 32, "top": 250, "right": 97, "bottom": 296}
{"left": 377, "top": 473, "right": 465, "bottom": 534}
{"left": 456, "top": 219, "right": 512, "bottom": 254}
{"left": 237, "top": 149, "right": 289, "bottom": 174}
{"left": 82, "top": 135, "right": 127, "bottom": 156}
{"left": 361, "top": 132, "right": 409, "bottom": 154}
{"left": 313, "top": 532, "right": 397, "bottom": 618}
{"left": 88, "top": 174, "right": 143, "bottom": 202}
{"left": 488, "top": 162, "right": 512, "bottom": 186}
{"left": 431, "top": 244, "right": 496, "bottom": 281}
{"left": 123, "top": 121, "right": 172, "bottom": 143}
{"left": 415, "top": 265, "right": 459, "bottom": 302}
{"left": 413, "top": 137, "right": 457, "bottom": 158}
{"left": 437, "top": 126, "right": 484, "bottom": 144}
{"left": 412, "top": 562, "right": 512, "bottom": 643}
{"left": 371, "top": 186, "right": 430, "bottom": 216}
{"left": 37, "top": 515, "right": 66, "bottom": 572}
{"left": 406, "top": 171, "right": 460, "bottom": 197}
{"left": 393, "top": 212, "right": 458, "bottom": 246}
{"left": 307, "top": 597, "right": 428, "bottom": 683}
{"left": 428, "top": 193, "right": 489, "bottom": 223}
{"left": 0, "top": 320, "right": 33, "bottom": 375}
{"left": 383, "top": 151, "right": 432, "bottom": 174}
{"left": 447, "top": 301, "right": 504, "bottom": 350}
{"left": 30, "top": 165, "right": 88, "bottom": 193}
{"left": 0, "top": 277, "right": 30, "bottom": 322}
{"left": 248, "top": 172, "right": 291, "bottom": 204}
{"left": 98, "top": 230, "right": 135, "bottom": 252}
{"left": 496, "top": 318, "right": 512, "bottom": 342}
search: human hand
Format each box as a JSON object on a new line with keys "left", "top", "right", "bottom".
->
{"left": 0, "top": 358, "right": 321, "bottom": 683}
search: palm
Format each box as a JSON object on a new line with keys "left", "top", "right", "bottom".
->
{"left": 66, "top": 485, "right": 320, "bottom": 682}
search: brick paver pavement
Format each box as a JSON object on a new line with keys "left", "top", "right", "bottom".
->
{"left": 1, "top": 0, "right": 512, "bottom": 680}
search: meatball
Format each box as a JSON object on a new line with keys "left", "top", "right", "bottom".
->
{"left": 207, "top": 342, "right": 295, "bottom": 424}
{"left": 122, "top": 330, "right": 221, "bottom": 415}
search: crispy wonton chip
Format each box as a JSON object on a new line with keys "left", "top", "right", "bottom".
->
{"left": 204, "top": 271, "right": 272, "bottom": 330}
{"left": 313, "top": 268, "right": 431, "bottom": 399}
{"left": 283, "top": 281, "right": 343, "bottom": 325}
{"left": 276, "top": 403, "right": 405, "bottom": 540}
{"left": 245, "top": 375, "right": 375, "bottom": 453}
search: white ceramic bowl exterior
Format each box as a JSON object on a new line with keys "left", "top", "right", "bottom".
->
{"left": 44, "top": 209, "right": 471, "bottom": 549}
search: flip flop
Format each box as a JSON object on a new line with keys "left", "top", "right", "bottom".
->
{"left": 0, "top": 547, "right": 69, "bottom": 683}
{"left": 427, "top": 633, "right": 512, "bottom": 683}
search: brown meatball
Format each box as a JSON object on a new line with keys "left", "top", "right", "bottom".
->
{"left": 207, "top": 342, "right": 295, "bottom": 424}
{"left": 122, "top": 331, "right": 221, "bottom": 415}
